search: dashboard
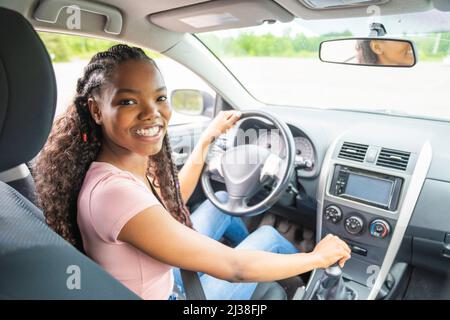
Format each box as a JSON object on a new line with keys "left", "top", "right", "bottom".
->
{"left": 207, "top": 118, "right": 319, "bottom": 192}
{"left": 181, "top": 104, "right": 450, "bottom": 300}
{"left": 216, "top": 118, "right": 318, "bottom": 175}
{"left": 257, "top": 105, "right": 450, "bottom": 281}
{"left": 235, "top": 105, "right": 450, "bottom": 300}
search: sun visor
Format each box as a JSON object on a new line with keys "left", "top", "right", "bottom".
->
{"left": 148, "top": 0, "right": 294, "bottom": 33}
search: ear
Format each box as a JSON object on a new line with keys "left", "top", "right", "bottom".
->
{"left": 370, "top": 40, "right": 383, "bottom": 55}
{"left": 87, "top": 97, "right": 103, "bottom": 125}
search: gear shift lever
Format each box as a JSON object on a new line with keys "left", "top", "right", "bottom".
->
{"left": 312, "top": 263, "right": 356, "bottom": 300}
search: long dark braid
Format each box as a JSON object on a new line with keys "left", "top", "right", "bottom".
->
{"left": 147, "top": 135, "right": 192, "bottom": 228}
{"left": 34, "top": 44, "right": 192, "bottom": 249}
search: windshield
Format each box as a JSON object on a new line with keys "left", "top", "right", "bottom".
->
{"left": 197, "top": 9, "right": 450, "bottom": 121}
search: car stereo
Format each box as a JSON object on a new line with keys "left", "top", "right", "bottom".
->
{"left": 330, "top": 165, "right": 403, "bottom": 211}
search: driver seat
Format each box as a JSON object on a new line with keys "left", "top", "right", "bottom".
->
{"left": 0, "top": 6, "right": 286, "bottom": 300}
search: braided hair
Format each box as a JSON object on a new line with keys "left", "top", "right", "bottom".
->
{"left": 33, "top": 44, "right": 192, "bottom": 250}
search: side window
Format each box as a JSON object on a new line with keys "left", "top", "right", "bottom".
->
{"left": 38, "top": 32, "right": 215, "bottom": 125}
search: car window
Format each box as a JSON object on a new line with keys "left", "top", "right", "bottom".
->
{"left": 38, "top": 32, "right": 214, "bottom": 125}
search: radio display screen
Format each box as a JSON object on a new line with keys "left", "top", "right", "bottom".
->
{"left": 344, "top": 173, "right": 393, "bottom": 206}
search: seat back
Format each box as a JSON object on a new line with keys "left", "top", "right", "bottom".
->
{"left": 0, "top": 7, "right": 139, "bottom": 299}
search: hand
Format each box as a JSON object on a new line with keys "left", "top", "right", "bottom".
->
{"left": 202, "top": 110, "right": 242, "bottom": 144}
{"left": 311, "top": 234, "right": 351, "bottom": 269}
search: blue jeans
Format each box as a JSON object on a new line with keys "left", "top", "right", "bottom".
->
{"left": 172, "top": 191, "right": 299, "bottom": 300}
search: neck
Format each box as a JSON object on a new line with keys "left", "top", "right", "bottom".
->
{"left": 96, "top": 139, "right": 148, "bottom": 178}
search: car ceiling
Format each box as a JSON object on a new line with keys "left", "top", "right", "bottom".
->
{"left": 92, "top": 0, "right": 445, "bottom": 21}
{"left": 1, "top": 0, "right": 449, "bottom": 53}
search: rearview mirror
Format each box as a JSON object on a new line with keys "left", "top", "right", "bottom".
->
{"left": 320, "top": 38, "right": 417, "bottom": 67}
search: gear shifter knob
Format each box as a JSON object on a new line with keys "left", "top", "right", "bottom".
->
{"left": 312, "top": 263, "right": 356, "bottom": 300}
{"left": 324, "top": 263, "right": 342, "bottom": 277}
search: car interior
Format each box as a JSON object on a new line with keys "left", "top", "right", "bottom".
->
{"left": 0, "top": 0, "right": 449, "bottom": 300}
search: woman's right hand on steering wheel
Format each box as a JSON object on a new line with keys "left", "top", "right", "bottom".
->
{"left": 311, "top": 234, "right": 352, "bottom": 269}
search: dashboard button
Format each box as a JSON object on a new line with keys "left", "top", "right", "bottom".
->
{"left": 366, "top": 147, "right": 379, "bottom": 163}
{"left": 369, "top": 219, "right": 391, "bottom": 239}
{"left": 344, "top": 216, "right": 364, "bottom": 235}
{"left": 324, "top": 205, "right": 342, "bottom": 224}
{"left": 351, "top": 245, "right": 367, "bottom": 256}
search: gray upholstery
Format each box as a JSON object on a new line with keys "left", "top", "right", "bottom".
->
{"left": 6, "top": 173, "right": 37, "bottom": 206}
{"left": 0, "top": 163, "right": 38, "bottom": 206}
{"left": 251, "top": 282, "right": 287, "bottom": 300}
{"left": 0, "top": 7, "right": 138, "bottom": 300}
{"left": 0, "top": 182, "right": 139, "bottom": 299}
{"left": 0, "top": 7, "right": 56, "bottom": 172}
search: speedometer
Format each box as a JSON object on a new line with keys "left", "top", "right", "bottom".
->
{"left": 294, "top": 136, "right": 314, "bottom": 170}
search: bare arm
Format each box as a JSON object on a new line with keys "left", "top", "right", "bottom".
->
{"left": 118, "top": 205, "right": 351, "bottom": 283}
{"left": 177, "top": 135, "right": 210, "bottom": 203}
{"left": 178, "top": 111, "right": 241, "bottom": 203}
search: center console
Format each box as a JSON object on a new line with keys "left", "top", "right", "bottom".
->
{"left": 300, "top": 138, "right": 432, "bottom": 300}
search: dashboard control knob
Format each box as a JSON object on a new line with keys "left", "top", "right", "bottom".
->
{"left": 324, "top": 205, "right": 342, "bottom": 224}
{"left": 370, "top": 219, "right": 391, "bottom": 239}
{"left": 304, "top": 159, "right": 313, "bottom": 169}
{"left": 344, "top": 216, "right": 364, "bottom": 235}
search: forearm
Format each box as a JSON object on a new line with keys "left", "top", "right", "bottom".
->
{"left": 231, "top": 250, "right": 322, "bottom": 283}
{"left": 178, "top": 134, "right": 211, "bottom": 203}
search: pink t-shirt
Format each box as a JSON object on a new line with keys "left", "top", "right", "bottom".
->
{"left": 77, "top": 161, "right": 174, "bottom": 300}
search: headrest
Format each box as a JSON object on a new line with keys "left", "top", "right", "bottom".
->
{"left": 0, "top": 7, "right": 56, "bottom": 171}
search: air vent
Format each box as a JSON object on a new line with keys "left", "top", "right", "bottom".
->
{"left": 338, "top": 142, "right": 368, "bottom": 162}
{"left": 376, "top": 148, "right": 410, "bottom": 171}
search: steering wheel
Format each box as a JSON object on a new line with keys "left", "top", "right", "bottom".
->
{"left": 201, "top": 110, "right": 296, "bottom": 217}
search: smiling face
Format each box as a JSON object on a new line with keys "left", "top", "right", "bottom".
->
{"left": 88, "top": 59, "right": 171, "bottom": 159}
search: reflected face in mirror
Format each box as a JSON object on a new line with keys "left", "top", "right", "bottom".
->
{"left": 320, "top": 38, "right": 416, "bottom": 67}
{"left": 369, "top": 40, "right": 414, "bottom": 66}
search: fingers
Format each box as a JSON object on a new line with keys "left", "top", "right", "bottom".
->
{"left": 222, "top": 111, "right": 241, "bottom": 130}
{"left": 338, "top": 251, "right": 351, "bottom": 268}
{"left": 226, "top": 111, "right": 241, "bottom": 123}
{"left": 325, "top": 234, "right": 352, "bottom": 268}
{"left": 327, "top": 234, "right": 351, "bottom": 254}
{"left": 336, "top": 237, "right": 351, "bottom": 255}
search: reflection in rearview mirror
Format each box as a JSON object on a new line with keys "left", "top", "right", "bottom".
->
{"left": 320, "top": 38, "right": 416, "bottom": 67}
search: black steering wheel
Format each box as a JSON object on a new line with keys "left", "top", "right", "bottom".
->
{"left": 201, "top": 110, "right": 296, "bottom": 217}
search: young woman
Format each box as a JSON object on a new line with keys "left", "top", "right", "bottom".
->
{"left": 356, "top": 39, "right": 414, "bottom": 66}
{"left": 34, "top": 44, "right": 351, "bottom": 300}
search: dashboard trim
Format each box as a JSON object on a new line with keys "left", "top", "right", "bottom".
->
{"left": 315, "top": 132, "right": 345, "bottom": 243}
{"left": 315, "top": 135, "right": 432, "bottom": 300}
{"left": 367, "top": 140, "right": 432, "bottom": 300}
